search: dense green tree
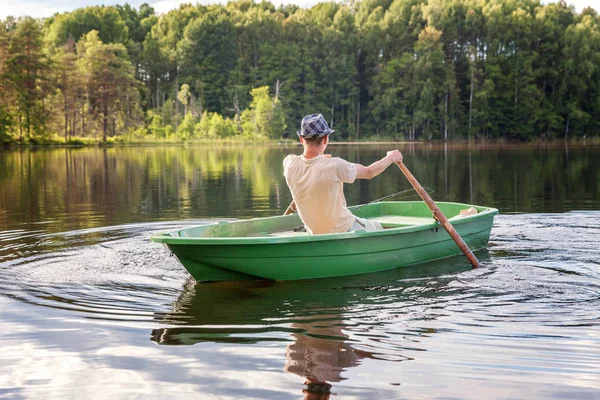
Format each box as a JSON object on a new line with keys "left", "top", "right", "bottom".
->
{"left": 0, "top": 21, "right": 13, "bottom": 142}
{"left": 116, "top": 3, "right": 157, "bottom": 44}
{"left": 51, "top": 38, "right": 81, "bottom": 140}
{"left": 76, "top": 30, "right": 141, "bottom": 141}
{"left": 1, "top": 0, "right": 600, "bottom": 143}
{"left": 176, "top": 112, "right": 196, "bottom": 139}
{"left": 531, "top": 2, "right": 573, "bottom": 137}
{"left": 47, "top": 6, "right": 129, "bottom": 46}
{"left": 241, "top": 86, "right": 286, "bottom": 138}
{"left": 6, "top": 17, "right": 49, "bottom": 141}
{"left": 177, "top": 84, "right": 191, "bottom": 115}
{"left": 560, "top": 13, "right": 600, "bottom": 137}
{"left": 194, "top": 111, "right": 238, "bottom": 138}
{"left": 115, "top": 3, "right": 158, "bottom": 84}
{"left": 141, "top": 5, "right": 201, "bottom": 113}
{"left": 178, "top": 10, "right": 237, "bottom": 113}
{"left": 148, "top": 112, "right": 165, "bottom": 138}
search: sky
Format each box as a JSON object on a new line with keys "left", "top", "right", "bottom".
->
{"left": 0, "top": 0, "right": 597, "bottom": 20}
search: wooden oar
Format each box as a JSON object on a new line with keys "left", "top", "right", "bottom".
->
{"left": 396, "top": 162, "right": 480, "bottom": 268}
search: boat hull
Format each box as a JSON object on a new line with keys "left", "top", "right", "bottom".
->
{"left": 152, "top": 202, "right": 498, "bottom": 282}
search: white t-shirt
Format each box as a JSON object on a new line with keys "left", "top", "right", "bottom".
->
{"left": 283, "top": 154, "right": 357, "bottom": 234}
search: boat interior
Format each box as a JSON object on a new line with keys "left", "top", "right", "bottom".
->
{"left": 169, "top": 202, "right": 491, "bottom": 239}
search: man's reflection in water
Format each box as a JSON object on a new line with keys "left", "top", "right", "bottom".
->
{"left": 284, "top": 318, "right": 374, "bottom": 399}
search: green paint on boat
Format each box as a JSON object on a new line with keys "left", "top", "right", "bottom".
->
{"left": 151, "top": 201, "right": 498, "bottom": 282}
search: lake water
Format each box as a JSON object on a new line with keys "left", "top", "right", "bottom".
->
{"left": 0, "top": 143, "right": 599, "bottom": 399}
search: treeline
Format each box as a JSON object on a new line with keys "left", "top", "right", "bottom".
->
{"left": 0, "top": 0, "right": 599, "bottom": 144}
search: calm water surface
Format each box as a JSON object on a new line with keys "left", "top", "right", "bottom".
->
{"left": 0, "top": 143, "right": 599, "bottom": 399}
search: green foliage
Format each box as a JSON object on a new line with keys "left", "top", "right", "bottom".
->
{"left": 164, "top": 125, "right": 174, "bottom": 138}
{"left": 176, "top": 112, "right": 196, "bottom": 140}
{"left": 177, "top": 11, "right": 237, "bottom": 113}
{"left": 47, "top": 6, "right": 129, "bottom": 46}
{"left": 76, "top": 30, "right": 141, "bottom": 141}
{"left": 0, "top": 22, "right": 12, "bottom": 143}
{"left": 177, "top": 84, "right": 190, "bottom": 106}
{"left": 148, "top": 112, "right": 165, "bottom": 138}
{"left": 115, "top": 3, "right": 157, "bottom": 44}
{"left": 5, "top": 17, "right": 49, "bottom": 141}
{"left": 194, "top": 111, "right": 238, "bottom": 138}
{"left": 0, "top": 108, "right": 11, "bottom": 143}
{"left": 241, "top": 86, "right": 286, "bottom": 138}
{"left": 177, "top": 84, "right": 190, "bottom": 114}
{"left": 2, "top": 1, "right": 600, "bottom": 143}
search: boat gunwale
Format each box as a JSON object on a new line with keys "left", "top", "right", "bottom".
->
{"left": 150, "top": 202, "right": 499, "bottom": 246}
{"left": 177, "top": 225, "right": 496, "bottom": 261}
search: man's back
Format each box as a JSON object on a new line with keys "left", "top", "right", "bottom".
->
{"left": 284, "top": 113, "right": 402, "bottom": 235}
{"left": 283, "top": 154, "right": 356, "bottom": 235}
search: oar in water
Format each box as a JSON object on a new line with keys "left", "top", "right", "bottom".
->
{"left": 395, "top": 161, "right": 480, "bottom": 268}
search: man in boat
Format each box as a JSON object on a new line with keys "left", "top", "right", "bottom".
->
{"left": 283, "top": 113, "right": 404, "bottom": 235}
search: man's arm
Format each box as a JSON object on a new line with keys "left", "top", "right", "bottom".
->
{"left": 355, "top": 150, "right": 403, "bottom": 180}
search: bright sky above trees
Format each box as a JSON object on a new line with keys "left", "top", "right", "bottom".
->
{"left": 0, "top": 0, "right": 596, "bottom": 19}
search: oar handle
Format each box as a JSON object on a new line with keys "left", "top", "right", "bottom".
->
{"left": 396, "top": 162, "right": 480, "bottom": 268}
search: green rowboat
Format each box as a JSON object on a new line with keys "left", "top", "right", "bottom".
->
{"left": 150, "top": 201, "right": 498, "bottom": 282}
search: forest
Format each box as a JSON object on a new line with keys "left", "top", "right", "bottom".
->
{"left": 0, "top": 0, "right": 599, "bottom": 144}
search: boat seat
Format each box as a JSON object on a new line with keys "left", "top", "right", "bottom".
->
{"left": 372, "top": 215, "right": 436, "bottom": 227}
{"left": 268, "top": 231, "right": 310, "bottom": 237}
{"left": 267, "top": 216, "right": 438, "bottom": 235}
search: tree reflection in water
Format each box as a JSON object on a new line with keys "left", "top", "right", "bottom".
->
{"left": 151, "top": 279, "right": 376, "bottom": 397}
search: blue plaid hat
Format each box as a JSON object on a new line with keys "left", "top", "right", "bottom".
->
{"left": 297, "top": 114, "right": 334, "bottom": 138}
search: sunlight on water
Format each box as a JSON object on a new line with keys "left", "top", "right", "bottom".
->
{"left": 1, "top": 212, "right": 599, "bottom": 398}
{"left": 1, "top": 145, "right": 599, "bottom": 398}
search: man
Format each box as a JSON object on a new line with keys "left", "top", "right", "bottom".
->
{"left": 283, "top": 113, "right": 404, "bottom": 235}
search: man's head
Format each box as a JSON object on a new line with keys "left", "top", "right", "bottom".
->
{"left": 297, "top": 114, "right": 333, "bottom": 152}
{"left": 300, "top": 134, "right": 328, "bottom": 148}
{"left": 297, "top": 114, "right": 333, "bottom": 139}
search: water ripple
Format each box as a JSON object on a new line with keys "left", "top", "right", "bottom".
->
{"left": 1, "top": 212, "right": 599, "bottom": 398}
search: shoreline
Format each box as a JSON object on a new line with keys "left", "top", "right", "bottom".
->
{"left": 1, "top": 136, "right": 598, "bottom": 150}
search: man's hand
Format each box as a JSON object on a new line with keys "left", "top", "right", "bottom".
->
{"left": 356, "top": 150, "right": 404, "bottom": 180}
{"left": 386, "top": 150, "right": 403, "bottom": 164}
{"left": 324, "top": 154, "right": 332, "bottom": 158}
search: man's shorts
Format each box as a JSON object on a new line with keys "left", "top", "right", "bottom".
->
{"left": 348, "top": 217, "right": 384, "bottom": 232}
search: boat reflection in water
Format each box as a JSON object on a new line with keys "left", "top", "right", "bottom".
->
{"left": 150, "top": 258, "right": 478, "bottom": 396}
